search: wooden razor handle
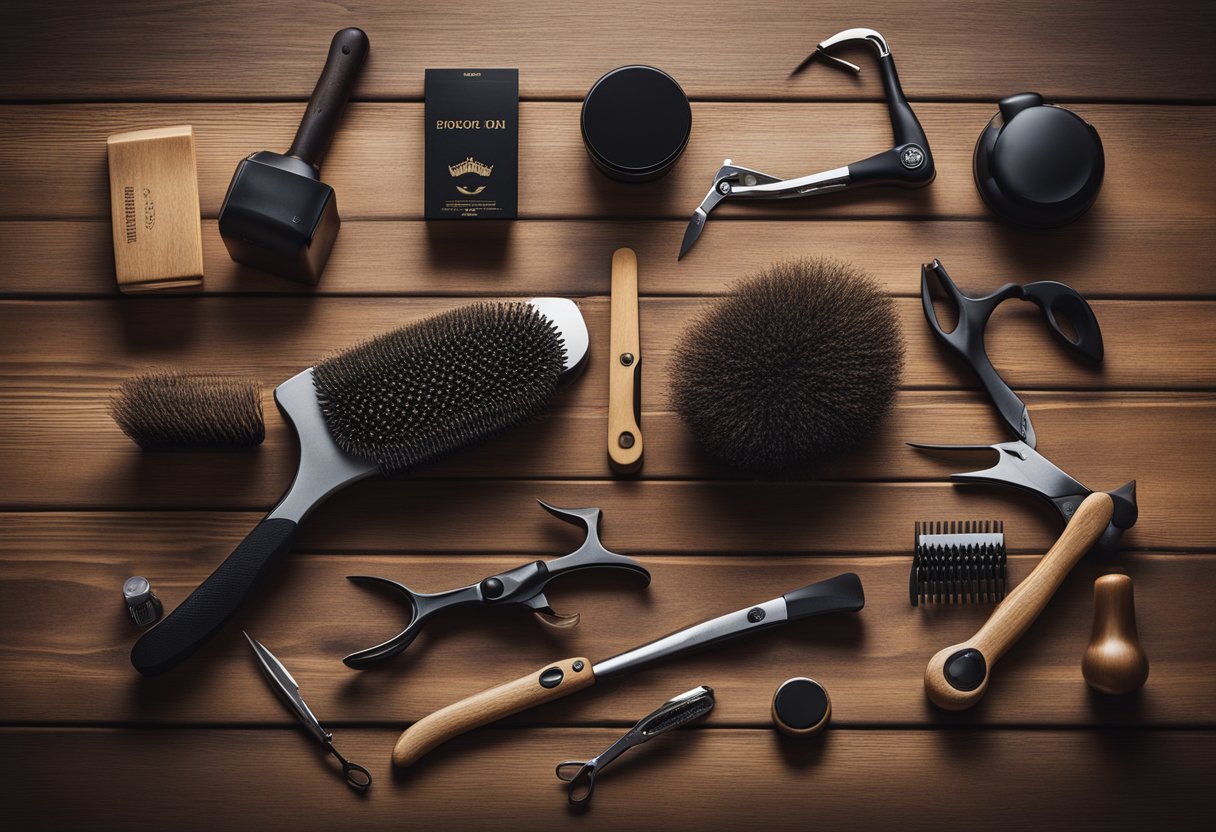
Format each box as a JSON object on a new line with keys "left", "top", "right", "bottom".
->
{"left": 608, "top": 248, "right": 643, "bottom": 473}
{"left": 925, "top": 492, "right": 1114, "bottom": 710}
{"left": 392, "top": 657, "right": 595, "bottom": 767}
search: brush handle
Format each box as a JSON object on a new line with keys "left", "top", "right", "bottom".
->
{"left": 608, "top": 248, "right": 643, "bottom": 473}
{"left": 131, "top": 518, "right": 299, "bottom": 675}
{"left": 924, "top": 492, "right": 1113, "bottom": 710}
{"left": 393, "top": 657, "right": 595, "bottom": 767}
{"left": 287, "top": 28, "right": 370, "bottom": 169}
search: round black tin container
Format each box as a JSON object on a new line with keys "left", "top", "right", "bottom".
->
{"left": 581, "top": 66, "right": 692, "bottom": 183}
{"left": 974, "top": 92, "right": 1104, "bottom": 228}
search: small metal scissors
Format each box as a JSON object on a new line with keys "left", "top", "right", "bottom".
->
{"left": 343, "top": 501, "right": 651, "bottom": 668}
{"left": 556, "top": 685, "right": 715, "bottom": 805}
{"left": 244, "top": 632, "right": 372, "bottom": 791}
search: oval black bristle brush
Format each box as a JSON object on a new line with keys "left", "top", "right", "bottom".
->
{"left": 669, "top": 257, "right": 904, "bottom": 475}
{"left": 131, "top": 299, "right": 589, "bottom": 676}
{"left": 111, "top": 373, "right": 266, "bottom": 450}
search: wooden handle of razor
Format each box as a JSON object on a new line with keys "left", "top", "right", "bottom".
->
{"left": 392, "top": 657, "right": 595, "bottom": 767}
{"left": 608, "top": 248, "right": 643, "bottom": 473}
{"left": 925, "top": 492, "right": 1114, "bottom": 710}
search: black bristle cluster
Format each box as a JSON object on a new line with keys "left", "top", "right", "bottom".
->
{"left": 911, "top": 520, "right": 1007, "bottom": 606}
{"left": 110, "top": 373, "right": 265, "bottom": 451}
{"left": 669, "top": 257, "right": 905, "bottom": 474}
{"left": 312, "top": 302, "right": 567, "bottom": 475}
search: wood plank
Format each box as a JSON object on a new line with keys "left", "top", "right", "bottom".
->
{"left": 5, "top": 217, "right": 1215, "bottom": 299}
{"left": 1, "top": 299, "right": 1211, "bottom": 398}
{"left": 0, "top": 533, "right": 1210, "bottom": 725}
{"left": 2, "top": 103, "right": 1212, "bottom": 222}
{"left": 1, "top": 387, "right": 1209, "bottom": 528}
{"left": 4, "top": 0, "right": 1213, "bottom": 101}
{"left": 6, "top": 728, "right": 1214, "bottom": 830}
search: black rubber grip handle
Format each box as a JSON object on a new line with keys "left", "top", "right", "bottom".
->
{"left": 131, "top": 518, "right": 299, "bottom": 676}
{"left": 286, "top": 27, "right": 370, "bottom": 169}
{"left": 877, "top": 53, "right": 927, "bottom": 150}
{"left": 783, "top": 572, "right": 865, "bottom": 620}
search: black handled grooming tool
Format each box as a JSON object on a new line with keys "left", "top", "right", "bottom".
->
{"left": 921, "top": 259, "right": 1103, "bottom": 448}
{"left": 131, "top": 299, "right": 589, "bottom": 676}
{"left": 218, "top": 28, "right": 369, "bottom": 283}
{"left": 678, "top": 28, "right": 934, "bottom": 259}
{"left": 910, "top": 520, "right": 1007, "bottom": 606}
{"left": 343, "top": 502, "right": 651, "bottom": 668}
{"left": 974, "top": 92, "right": 1104, "bottom": 228}
{"left": 556, "top": 685, "right": 714, "bottom": 805}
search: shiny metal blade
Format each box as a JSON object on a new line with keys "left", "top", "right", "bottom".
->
{"left": 678, "top": 207, "right": 708, "bottom": 259}
{"left": 244, "top": 631, "right": 329, "bottom": 744}
{"left": 592, "top": 596, "right": 788, "bottom": 680}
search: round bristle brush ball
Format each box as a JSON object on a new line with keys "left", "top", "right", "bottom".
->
{"left": 110, "top": 373, "right": 265, "bottom": 450}
{"left": 669, "top": 258, "right": 905, "bottom": 474}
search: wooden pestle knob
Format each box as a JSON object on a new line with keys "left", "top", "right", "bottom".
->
{"left": 1082, "top": 574, "right": 1149, "bottom": 694}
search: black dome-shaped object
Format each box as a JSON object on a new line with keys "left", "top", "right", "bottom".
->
{"left": 670, "top": 258, "right": 904, "bottom": 474}
{"left": 974, "top": 92, "right": 1104, "bottom": 228}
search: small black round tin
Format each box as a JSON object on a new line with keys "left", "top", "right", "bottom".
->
{"left": 974, "top": 92, "right": 1104, "bottom": 228}
{"left": 772, "top": 677, "right": 831, "bottom": 737}
{"left": 581, "top": 66, "right": 692, "bottom": 183}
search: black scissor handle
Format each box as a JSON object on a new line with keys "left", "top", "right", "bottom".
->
{"left": 1022, "top": 281, "right": 1104, "bottom": 361}
{"left": 328, "top": 744, "right": 372, "bottom": 792}
{"left": 341, "top": 576, "right": 482, "bottom": 668}
{"left": 555, "top": 760, "right": 597, "bottom": 804}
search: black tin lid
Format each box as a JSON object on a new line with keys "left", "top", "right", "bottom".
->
{"left": 581, "top": 66, "right": 692, "bottom": 182}
{"left": 772, "top": 677, "right": 831, "bottom": 736}
{"left": 974, "top": 92, "right": 1104, "bottom": 228}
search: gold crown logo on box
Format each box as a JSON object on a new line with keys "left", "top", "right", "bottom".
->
{"left": 448, "top": 157, "right": 494, "bottom": 177}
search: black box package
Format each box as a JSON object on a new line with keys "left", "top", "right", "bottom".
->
{"left": 425, "top": 69, "right": 519, "bottom": 219}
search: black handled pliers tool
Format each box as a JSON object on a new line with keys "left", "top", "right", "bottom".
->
{"left": 343, "top": 502, "right": 651, "bottom": 668}
{"left": 678, "top": 28, "right": 935, "bottom": 259}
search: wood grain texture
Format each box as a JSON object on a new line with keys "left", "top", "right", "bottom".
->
{"left": 4, "top": 0, "right": 1214, "bottom": 101}
{"left": 2, "top": 104, "right": 1213, "bottom": 222}
{"left": 4, "top": 728, "right": 1212, "bottom": 830}
{"left": 5, "top": 218, "right": 1215, "bottom": 299}
{"left": 1, "top": 543, "right": 1212, "bottom": 726}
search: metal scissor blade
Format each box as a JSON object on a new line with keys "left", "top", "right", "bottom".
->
{"left": 244, "top": 631, "right": 328, "bottom": 742}
{"left": 909, "top": 441, "right": 1092, "bottom": 525}
{"left": 678, "top": 206, "right": 710, "bottom": 259}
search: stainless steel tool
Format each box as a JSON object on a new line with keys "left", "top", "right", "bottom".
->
{"left": 392, "top": 572, "right": 864, "bottom": 767}
{"left": 244, "top": 632, "right": 372, "bottom": 791}
{"left": 678, "top": 28, "right": 934, "bottom": 259}
{"left": 342, "top": 502, "right": 651, "bottom": 668}
{"left": 556, "top": 685, "right": 715, "bottom": 805}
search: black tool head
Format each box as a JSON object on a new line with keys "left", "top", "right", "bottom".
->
{"left": 217, "top": 152, "right": 339, "bottom": 284}
{"left": 111, "top": 372, "right": 265, "bottom": 450}
{"left": 911, "top": 520, "right": 1007, "bottom": 606}
{"left": 670, "top": 257, "right": 904, "bottom": 474}
{"left": 312, "top": 302, "right": 571, "bottom": 476}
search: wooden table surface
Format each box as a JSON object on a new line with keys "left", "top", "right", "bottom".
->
{"left": 3, "top": 2, "right": 1215, "bottom": 828}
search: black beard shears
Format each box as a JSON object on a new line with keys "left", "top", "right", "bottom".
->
{"left": 342, "top": 502, "right": 651, "bottom": 668}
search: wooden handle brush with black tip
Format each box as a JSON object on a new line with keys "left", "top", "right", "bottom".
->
{"left": 129, "top": 299, "right": 590, "bottom": 675}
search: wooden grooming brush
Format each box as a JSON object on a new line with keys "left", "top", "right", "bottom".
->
{"left": 111, "top": 373, "right": 264, "bottom": 450}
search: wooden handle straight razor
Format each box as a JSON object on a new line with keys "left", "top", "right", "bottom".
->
{"left": 608, "top": 247, "right": 643, "bottom": 473}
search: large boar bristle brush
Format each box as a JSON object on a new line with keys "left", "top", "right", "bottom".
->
{"left": 131, "top": 299, "right": 590, "bottom": 676}
{"left": 111, "top": 373, "right": 265, "bottom": 450}
{"left": 670, "top": 257, "right": 904, "bottom": 474}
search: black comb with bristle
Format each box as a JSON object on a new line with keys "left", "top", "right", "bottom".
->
{"left": 313, "top": 302, "right": 566, "bottom": 475}
{"left": 111, "top": 373, "right": 265, "bottom": 450}
{"left": 910, "top": 520, "right": 1007, "bottom": 606}
{"left": 131, "top": 299, "right": 587, "bottom": 676}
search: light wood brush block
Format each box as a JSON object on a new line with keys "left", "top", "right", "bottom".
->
{"left": 106, "top": 125, "right": 203, "bottom": 292}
